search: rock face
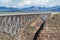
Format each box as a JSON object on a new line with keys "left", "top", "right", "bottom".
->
{"left": 0, "top": 32, "right": 13, "bottom": 40}
{"left": 37, "top": 13, "right": 60, "bottom": 40}
{"left": 21, "top": 17, "right": 43, "bottom": 40}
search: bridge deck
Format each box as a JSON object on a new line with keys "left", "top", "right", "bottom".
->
{"left": 0, "top": 12, "right": 53, "bottom": 16}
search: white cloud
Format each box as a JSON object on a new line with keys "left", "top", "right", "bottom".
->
{"left": 24, "top": 0, "right": 31, "bottom": 5}
{"left": 32, "top": 0, "right": 49, "bottom": 5}
{"left": 49, "top": 2, "right": 57, "bottom": 7}
{"left": 45, "top": 2, "right": 60, "bottom": 7}
{"left": 1, "top": 0, "right": 11, "bottom": 3}
{"left": 5, "top": 6, "right": 17, "bottom": 8}
{"left": 17, "top": 0, "right": 49, "bottom": 8}
{"left": 0, "top": 0, "right": 60, "bottom": 8}
{"left": 40, "top": 0, "right": 49, "bottom": 5}
{"left": 17, "top": 0, "right": 32, "bottom": 8}
{"left": 11, "top": 6, "right": 18, "bottom": 8}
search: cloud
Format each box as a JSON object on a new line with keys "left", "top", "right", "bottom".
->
{"left": 17, "top": 0, "right": 49, "bottom": 8}
{"left": 45, "top": 0, "right": 60, "bottom": 7}
{"left": 18, "top": 0, "right": 60, "bottom": 7}
{"left": 0, "top": 0, "right": 12, "bottom": 7}
{"left": 32, "top": 0, "right": 49, "bottom": 5}
{"left": 17, "top": 0, "right": 32, "bottom": 8}
{"left": 0, "top": 0, "right": 60, "bottom": 8}
{"left": 1, "top": 0, "right": 11, "bottom": 3}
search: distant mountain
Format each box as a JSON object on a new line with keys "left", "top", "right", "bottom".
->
{"left": 20, "top": 6, "right": 48, "bottom": 12}
{"left": 48, "top": 6, "right": 60, "bottom": 11}
{"left": 19, "top": 6, "right": 60, "bottom": 12}
{"left": 0, "top": 6, "right": 60, "bottom": 12}
{"left": 0, "top": 6, "right": 20, "bottom": 12}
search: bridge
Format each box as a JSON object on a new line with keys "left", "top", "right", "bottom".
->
{"left": 0, "top": 12, "right": 52, "bottom": 40}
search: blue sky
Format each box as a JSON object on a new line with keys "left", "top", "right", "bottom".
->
{"left": 0, "top": 0, "right": 60, "bottom": 8}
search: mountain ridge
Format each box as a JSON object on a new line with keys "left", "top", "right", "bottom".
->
{"left": 0, "top": 6, "right": 60, "bottom": 12}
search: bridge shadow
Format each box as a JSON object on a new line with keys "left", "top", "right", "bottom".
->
{"left": 33, "top": 22, "right": 44, "bottom": 40}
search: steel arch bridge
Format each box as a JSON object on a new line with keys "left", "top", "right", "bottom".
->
{"left": 0, "top": 12, "right": 51, "bottom": 40}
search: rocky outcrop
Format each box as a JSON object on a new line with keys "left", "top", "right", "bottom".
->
{"left": 37, "top": 13, "right": 60, "bottom": 40}
{"left": 21, "top": 17, "right": 43, "bottom": 40}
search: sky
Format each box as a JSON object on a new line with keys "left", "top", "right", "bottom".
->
{"left": 0, "top": 0, "right": 60, "bottom": 8}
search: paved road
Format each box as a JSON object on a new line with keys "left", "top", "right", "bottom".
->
{"left": 0, "top": 12, "right": 58, "bottom": 16}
